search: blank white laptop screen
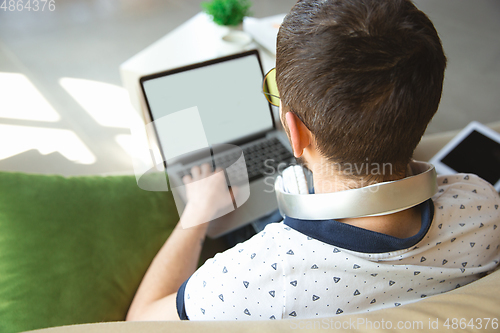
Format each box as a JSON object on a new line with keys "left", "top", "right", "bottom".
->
{"left": 142, "top": 53, "right": 274, "bottom": 147}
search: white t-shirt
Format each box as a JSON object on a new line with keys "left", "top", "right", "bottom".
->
{"left": 178, "top": 174, "right": 500, "bottom": 320}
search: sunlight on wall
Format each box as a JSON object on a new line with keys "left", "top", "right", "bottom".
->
{"left": 115, "top": 134, "right": 136, "bottom": 158}
{"left": 59, "top": 77, "right": 134, "bottom": 129}
{"left": 0, "top": 72, "right": 61, "bottom": 122}
{"left": 0, "top": 124, "right": 96, "bottom": 164}
{"left": 0, "top": 75, "right": 145, "bottom": 167}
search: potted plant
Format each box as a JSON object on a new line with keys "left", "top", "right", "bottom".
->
{"left": 202, "top": 0, "right": 252, "bottom": 27}
{"left": 202, "top": 0, "right": 253, "bottom": 45}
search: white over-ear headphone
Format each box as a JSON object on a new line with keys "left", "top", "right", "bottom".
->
{"left": 275, "top": 161, "right": 437, "bottom": 220}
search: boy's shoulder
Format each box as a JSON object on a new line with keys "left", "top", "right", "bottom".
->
{"left": 434, "top": 173, "right": 500, "bottom": 207}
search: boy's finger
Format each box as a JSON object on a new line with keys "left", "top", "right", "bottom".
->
{"left": 200, "top": 163, "right": 212, "bottom": 176}
{"left": 190, "top": 165, "right": 201, "bottom": 178}
{"left": 182, "top": 174, "right": 192, "bottom": 184}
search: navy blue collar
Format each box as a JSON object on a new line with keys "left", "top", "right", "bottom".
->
{"left": 283, "top": 199, "right": 434, "bottom": 253}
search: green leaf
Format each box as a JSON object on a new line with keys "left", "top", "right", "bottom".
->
{"left": 202, "top": 0, "right": 252, "bottom": 26}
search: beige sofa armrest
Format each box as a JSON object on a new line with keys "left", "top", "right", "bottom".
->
{"left": 30, "top": 268, "right": 500, "bottom": 333}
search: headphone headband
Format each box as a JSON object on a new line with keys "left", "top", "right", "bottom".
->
{"left": 275, "top": 161, "right": 437, "bottom": 220}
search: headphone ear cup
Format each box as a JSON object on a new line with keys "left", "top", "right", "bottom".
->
{"left": 282, "top": 165, "right": 309, "bottom": 194}
{"left": 294, "top": 165, "right": 309, "bottom": 194}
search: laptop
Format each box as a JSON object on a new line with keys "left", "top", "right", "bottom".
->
{"left": 139, "top": 50, "right": 294, "bottom": 238}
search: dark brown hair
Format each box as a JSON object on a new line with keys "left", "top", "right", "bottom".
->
{"left": 276, "top": 0, "right": 447, "bottom": 180}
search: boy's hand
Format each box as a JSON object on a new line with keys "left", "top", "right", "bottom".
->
{"left": 182, "top": 163, "right": 236, "bottom": 220}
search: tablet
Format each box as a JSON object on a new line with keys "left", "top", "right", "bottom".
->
{"left": 429, "top": 121, "right": 500, "bottom": 191}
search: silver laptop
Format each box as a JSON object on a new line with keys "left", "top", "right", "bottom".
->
{"left": 139, "top": 50, "right": 293, "bottom": 238}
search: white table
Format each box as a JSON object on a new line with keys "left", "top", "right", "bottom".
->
{"left": 120, "top": 12, "right": 277, "bottom": 120}
{"left": 119, "top": 13, "right": 280, "bottom": 186}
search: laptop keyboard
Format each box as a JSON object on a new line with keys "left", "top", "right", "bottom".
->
{"left": 177, "top": 137, "right": 293, "bottom": 183}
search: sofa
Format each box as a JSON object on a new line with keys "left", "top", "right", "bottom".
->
{"left": 0, "top": 122, "right": 499, "bottom": 333}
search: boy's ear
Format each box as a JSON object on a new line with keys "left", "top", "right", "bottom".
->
{"left": 285, "top": 112, "right": 311, "bottom": 158}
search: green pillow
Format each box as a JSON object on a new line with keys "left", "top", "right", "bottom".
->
{"left": 0, "top": 172, "right": 179, "bottom": 333}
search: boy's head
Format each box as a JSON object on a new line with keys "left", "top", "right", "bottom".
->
{"left": 276, "top": 0, "right": 447, "bottom": 182}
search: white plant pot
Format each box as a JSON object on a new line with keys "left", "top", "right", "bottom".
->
{"left": 222, "top": 29, "right": 252, "bottom": 45}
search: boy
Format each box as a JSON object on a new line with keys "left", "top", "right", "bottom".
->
{"left": 127, "top": 0, "right": 500, "bottom": 321}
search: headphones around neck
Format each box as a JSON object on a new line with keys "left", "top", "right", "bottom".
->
{"left": 275, "top": 161, "right": 437, "bottom": 220}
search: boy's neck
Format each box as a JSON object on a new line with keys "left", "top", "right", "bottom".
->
{"left": 338, "top": 206, "right": 423, "bottom": 239}
{"left": 302, "top": 152, "right": 422, "bottom": 239}
{"left": 304, "top": 153, "right": 405, "bottom": 194}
